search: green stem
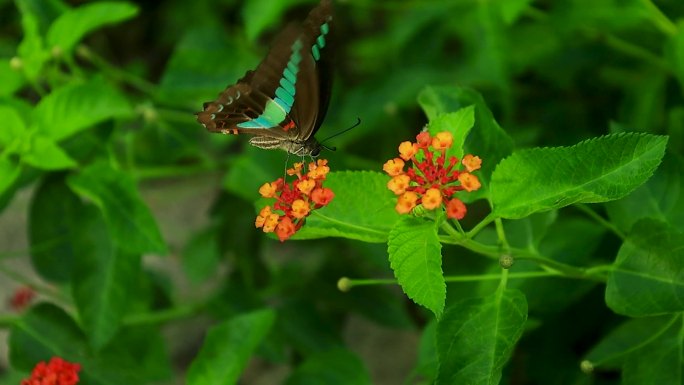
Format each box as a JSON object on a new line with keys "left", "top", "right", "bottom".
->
{"left": 466, "top": 212, "right": 496, "bottom": 238}
{"left": 575, "top": 204, "right": 625, "bottom": 240}
{"left": 494, "top": 218, "right": 510, "bottom": 251}
{"left": 512, "top": 251, "right": 606, "bottom": 281}
{"left": 123, "top": 302, "right": 206, "bottom": 326}
{"left": 641, "top": 0, "right": 678, "bottom": 37}
{"left": 582, "top": 28, "right": 671, "bottom": 72}
{"left": 498, "top": 267, "right": 509, "bottom": 291}
{"left": 340, "top": 270, "right": 578, "bottom": 290}
{"left": 439, "top": 234, "right": 501, "bottom": 259}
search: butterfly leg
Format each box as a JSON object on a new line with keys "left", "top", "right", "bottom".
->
{"left": 283, "top": 151, "right": 291, "bottom": 180}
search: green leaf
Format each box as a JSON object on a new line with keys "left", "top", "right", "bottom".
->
{"left": 491, "top": 133, "right": 668, "bottom": 219}
{"left": 498, "top": 0, "right": 533, "bottom": 24}
{"left": 186, "top": 309, "right": 275, "bottom": 385}
{"left": 72, "top": 208, "right": 141, "bottom": 351}
{"left": 46, "top": 2, "right": 139, "bottom": 53}
{"left": 158, "top": 27, "right": 258, "bottom": 106}
{"left": 29, "top": 175, "right": 82, "bottom": 282}
{"left": 621, "top": 315, "right": 683, "bottom": 385}
{"left": 584, "top": 315, "right": 676, "bottom": 369}
{"left": 295, "top": 171, "right": 402, "bottom": 243}
{"left": 67, "top": 161, "right": 167, "bottom": 255}
{"left": 21, "top": 135, "right": 77, "bottom": 170}
{"left": 16, "top": 0, "right": 50, "bottom": 81}
{"left": 606, "top": 153, "right": 684, "bottom": 232}
{"left": 414, "top": 320, "right": 438, "bottom": 381}
{"left": 277, "top": 301, "right": 344, "bottom": 355}
{"left": 426, "top": 105, "right": 475, "bottom": 161}
{"left": 436, "top": 289, "right": 528, "bottom": 385}
{"left": 9, "top": 303, "right": 170, "bottom": 384}
{"left": 388, "top": 216, "right": 445, "bottom": 318}
{"left": 418, "top": 86, "right": 514, "bottom": 201}
{"left": 0, "top": 157, "right": 21, "bottom": 197}
{"left": 0, "top": 59, "right": 25, "bottom": 96}
{"left": 33, "top": 78, "right": 133, "bottom": 141}
{"left": 605, "top": 219, "right": 684, "bottom": 316}
{"left": 223, "top": 146, "right": 281, "bottom": 201}
{"left": 241, "top": 0, "right": 304, "bottom": 43}
{"left": 9, "top": 303, "right": 88, "bottom": 371}
{"left": 285, "top": 348, "right": 372, "bottom": 385}
{"left": 0, "top": 105, "right": 26, "bottom": 146}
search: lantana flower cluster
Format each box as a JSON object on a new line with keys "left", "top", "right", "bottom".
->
{"left": 256, "top": 159, "right": 334, "bottom": 242}
{"left": 21, "top": 357, "right": 81, "bottom": 385}
{"left": 383, "top": 131, "right": 482, "bottom": 219}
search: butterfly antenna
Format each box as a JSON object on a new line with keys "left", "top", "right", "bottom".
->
{"left": 320, "top": 117, "right": 361, "bottom": 146}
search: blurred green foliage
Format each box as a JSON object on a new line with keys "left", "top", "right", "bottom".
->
{"left": 1, "top": 0, "right": 683, "bottom": 384}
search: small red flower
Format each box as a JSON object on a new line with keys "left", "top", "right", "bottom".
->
{"left": 383, "top": 131, "right": 482, "bottom": 219}
{"left": 9, "top": 286, "right": 35, "bottom": 312}
{"left": 21, "top": 357, "right": 81, "bottom": 385}
{"left": 256, "top": 160, "right": 334, "bottom": 242}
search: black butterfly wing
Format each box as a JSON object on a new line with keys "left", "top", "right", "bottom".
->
{"left": 289, "top": 0, "right": 334, "bottom": 141}
{"left": 196, "top": 0, "right": 333, "bottom": 144}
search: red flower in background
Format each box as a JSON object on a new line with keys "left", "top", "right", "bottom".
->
{"left": 21, "top": 357, "right": 81, "bottom": 385}
{"left": 9, "top": 286, "right": 35, "bottom": 312}
{"left": 256, "top": 160, "right": 334, "bottom": 241}
{"left": 383, "top": 131, "right": 481, "bottom": 219}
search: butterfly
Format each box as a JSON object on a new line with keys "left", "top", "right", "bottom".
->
{"left": 196, "top": 0, "right": 334, "bottom": 157}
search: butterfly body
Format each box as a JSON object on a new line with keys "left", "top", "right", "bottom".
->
{"left": 197, "top": 0, "right": 333, "bottom": 157}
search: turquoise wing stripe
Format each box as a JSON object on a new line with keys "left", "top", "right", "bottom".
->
{"left": 276, "top": 88, "right": 294, "bottom": 106}
{"left": 284, "top": 67, "right": 297, "bottom": 84}
{"left": 237, "top": 116, "right": 271, "bottom": 129}
{"left": 243, "top": 19, "right": 331, "bottom": 127}
{"left": 279, "top": 77, "right": 295, "bottom": 96}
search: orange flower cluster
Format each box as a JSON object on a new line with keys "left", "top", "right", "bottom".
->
{"left": 21, "top": 357, "right": 81, "bottom": 385}
{"left": 256, "top": 160, "right": 334, "bottom": 241}
{"left": 383, "top": 131, "right": 481, "bottom": 219}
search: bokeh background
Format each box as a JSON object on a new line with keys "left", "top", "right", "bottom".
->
{"left": 1, "top": 0, "right": 683, "bottom": 384}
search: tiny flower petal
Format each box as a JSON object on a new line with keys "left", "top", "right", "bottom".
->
{"left": 259, "top": 206, "right": 272, "bottom": 217}
{"left": 462, "top": 154, "right": 482, "bottom": 172}
{"left": 255, "top": 206, "right": 273, "bottom": 228}
{"left": 398, "top": 141, "right": 418, "bottom": 160}
{"left": 416, "top": 132, "right": 431, "bottom": 148}
{"left": 459, "top": 172, "right": 481, "bottom": 192}
{"left": 291, "top": 199, "right": 311, "bottom": 219}
{"left": 263, "top": 214, "right": 280, "bottom": 232}
{"left": 297, "top": 179, "right": 316, "bottom": 195}
{"left": 387, "top": 174, "right": 411, "bottom": 195}
{"left": 422, "top": 188, "right": 443, "bottom": 210}
{"left": 431, "top": 132, "right": 453, "bottom": 150}
{"left": 287, "top": 162, "right": 304, "bottom": 176}
{"left": 396, "top": 191, "right": 418, "bottom": 214}
{"left": 275, "top": 217, "right": 297, "bottom": 242}
{"left": 258, "top": 182, "right": 278, "bottom": 198}
{"left": 311, "top": 187, "right": 334, "bottom": 206}
{"left": 446, "top": 198, "right": 467, "bottom": 219}
{"left": 308, "top": 160, "right": 330, "bottom": 179}
{"left": 255, "top": 216, "right": 265, "bottom": 228}
{"left": 383, "top": 158, "right": 405, "bottom": 176}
